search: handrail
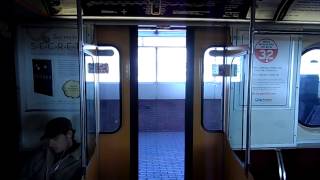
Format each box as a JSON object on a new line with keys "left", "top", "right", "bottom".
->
{"left": 76, "top": 0, "right": 87, "bottom": 171}
{"left": 245, "top": 0, "right": 255, "bottom": 177}
{"left": 52, "top": 15, "right": 320, "bottom": 25}
{"left": 255, "top": 30, "right": 320, "bottom": 35}
{"left": 279, "top": 150, "right": 287, "bottom": 180}
{"left": 276, "top": 149, "right": 287, "bottom": 180}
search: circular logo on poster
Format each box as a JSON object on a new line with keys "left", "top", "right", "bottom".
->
{"left": 255, "top": 39, "right": 278, "bottom": 63}
{"left": 62, "top": 80, "right": 80, "bottom": 98}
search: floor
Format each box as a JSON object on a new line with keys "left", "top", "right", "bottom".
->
{"left": 139, "top": 132, "right": 184, "bottom": 180}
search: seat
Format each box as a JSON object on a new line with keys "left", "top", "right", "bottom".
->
{"left": 282, "top": 148, "right": 320, "bottom": 180}
{"left": 234, "top": 150, "right": 279, "bottom": 180}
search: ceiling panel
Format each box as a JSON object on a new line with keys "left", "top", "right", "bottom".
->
{"left": 15, "top": 0, "right": 49, "bottom": 16}
{"left": 246, "top": 0, "right": 282, "bottom": 20}
{"left": 283, "top": 0, "right": 320, "bottom": 21}
{"left": 81, "top": 0, "right": 250, "bottom": 18}
{"left": 13, "top": 0, "right": 320, "bottom": 23}
{"left": 56, "top": 0, "right": 76, "bottom": 15}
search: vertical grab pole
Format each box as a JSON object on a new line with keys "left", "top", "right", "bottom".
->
{"left": 76, "top": 0, "right": 86, "bottom": 171}
{"left": 245, "top": 0, "right": 256, "bottom": 177}
{"left": 222, "top": 47, "right": 229, "bottom": 137}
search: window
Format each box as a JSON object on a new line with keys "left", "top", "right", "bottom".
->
{"left": 298, "top": 48, "right": 320, "bottom": 127}
{"left": 85, "top": 46, "right": 120, "bottom": 82}
{"left": 300, "top": 49, "right": 320, "bottom": 76}
{"left": 202, "top": 47, "right": 244, "bottom": 131}
{"left": 203, "top": 47, "right": 241, "bottom": 83}
{"left": 84, "top": 46, "right": 121, "bottom": 133}
{"left": 138, "top": 30, "right": 186, "bottom": 83}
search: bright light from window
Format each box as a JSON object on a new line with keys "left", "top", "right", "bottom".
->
{"left": 138, "top": 47, "right": 156, "bottom": 82}
{"left": 300, "top": 49, "right": 320, "bottom": 76}
{"left": 138, "top": 37, "right": 186, "bottom": 47}
{"left": 138, "top": 32, "right": 186, "bottom": 83}
{"left": 85, "top": 55, "right": 95, "bottom": 82}
{"left": 97, "top": 55, "right": 120, "bottom": 82}
{"left": 203, "top": 48, "right": 241, "bottom": 83}
{"left": 85, "top": 46, "right": 120, "bottom": 82}
{"left": 157, "top": 48, "right": 186, "bottom": 82}
{"left": 138, "top": 30, "right": 186, "bottom": 47}
{"left": 204, "top": 55, "right": 223, "bottom": 82}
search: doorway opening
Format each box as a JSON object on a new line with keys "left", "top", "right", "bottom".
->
{"left": 138, "top": 28, "right": 186, "bottom": 179}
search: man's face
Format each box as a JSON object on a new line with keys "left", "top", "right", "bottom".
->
{"left": 48, "top": 133, "right": 70, "bottom": 154}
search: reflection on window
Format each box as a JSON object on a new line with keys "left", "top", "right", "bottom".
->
{"left": 203, "top": 48, "right": 241, "bottom": 83}
{"left": 300, "top": 49, "right": 320, "bottom": 76}
{"left": 85, "top": 46, "right": 120, "bottom": 82}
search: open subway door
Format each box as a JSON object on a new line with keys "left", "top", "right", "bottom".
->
{"left": 85, "top": 26, "right": 138, "bottom": 180}
{"left": 186, "top": 27, "right": 252, "bottom": 180}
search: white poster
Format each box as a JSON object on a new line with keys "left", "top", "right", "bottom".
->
{"left": 20, "top": 26, "right": 80, "bottom": 111}
{"left": 252, "top": 36, "right": 291, "bottom": 106}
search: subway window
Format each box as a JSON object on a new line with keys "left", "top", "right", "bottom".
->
{"left": 138, "top": 30, "right": 186, "bottom": 83}
{"left": 202, "top": 47, "right": 243, "bottom": 131}
{"left": 298, "top": 49, "right": 320, "bottom": 127}
{"left": 202, "top": 48, "right": 224, "bottom": 131}
{"left": 85, "top": 46, "right": 120, "bottom": 82}
{"left": 203, "top": 49, "right": 241, "bottom": 83}
{"left": 85, "top": 46, "right": 121, "bottom": 133}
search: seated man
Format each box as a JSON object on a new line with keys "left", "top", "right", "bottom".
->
{"left": 20, "top": 117, "right": 82, "bottom": 180}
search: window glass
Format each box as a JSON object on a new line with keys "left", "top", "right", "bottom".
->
{"left": 84, "top": 53, "right": 97, "bottom": 162}
{"left": 298, "top": 49, "right": 320, "bottom": 127}
{"left": 85, "top": 46, "right": 120, "bottom": 82}
{"left": 202, "top": 47, "right": 243, "bottom": 131}
{"left": 203, "top": 48, "right": 241, "bottom": 83}
{"left": 300, "top": 49, "right": 320, "bottom": 76}
{"left": 204, "top": 55, "right": 224, "bottom": 83}
{"left": 202, "top": 48, "right": 223, "bottom": 131}
{"left": 84, "top": 46, "right": 121, "bottom": 133}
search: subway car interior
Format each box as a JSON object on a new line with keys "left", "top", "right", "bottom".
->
{"left": 2, "top": 0, "right": 320, "bottom": 180}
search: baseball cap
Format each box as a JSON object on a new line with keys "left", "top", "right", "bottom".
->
{"left": 41, "top": 117, "right": 74, "bottom": 140}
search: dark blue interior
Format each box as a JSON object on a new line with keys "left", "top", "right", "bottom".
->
{"left": 298, "top": 75, "right": 320, "bottom": 127}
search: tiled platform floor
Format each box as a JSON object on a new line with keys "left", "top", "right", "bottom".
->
{"left": 139, "top": 132, "right": 184, "bottom": 180}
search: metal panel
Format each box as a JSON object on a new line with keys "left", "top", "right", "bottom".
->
{"left": 82, "top": 0, "right": 249, "bottom": 18}
{"left": 188, "top": 26, "right": 250, "bottom": 179}
{"left": 84, "top": 26, "right": 137, "bottom": 179}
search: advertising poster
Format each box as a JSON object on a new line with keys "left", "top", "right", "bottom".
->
{"left": 251, "top": 36, "right": 291, "bottom": 106}
{"left": 20, "top": 26, "right": 80, "bottom": 111}
{"left": 236, "top": 34, "right": 292, "bottom": 107}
